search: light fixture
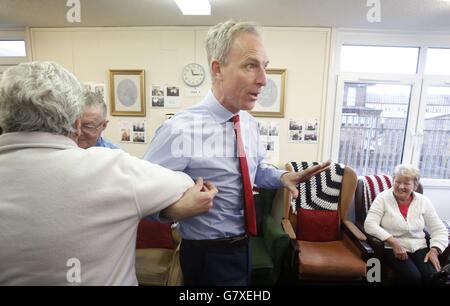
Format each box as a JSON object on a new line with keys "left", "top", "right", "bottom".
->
{"left": 174, "top": 0, "right": 211, "bottom": 15}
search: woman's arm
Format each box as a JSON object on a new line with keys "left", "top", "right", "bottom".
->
{"left": 364, "top": 194, "right": 393, "bottom": 242}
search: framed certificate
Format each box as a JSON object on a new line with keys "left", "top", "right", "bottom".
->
{"left": 109, "top": 69, "right": 146, "bottom": 116}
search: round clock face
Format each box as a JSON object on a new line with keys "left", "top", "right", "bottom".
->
{"left": 182, "top": 63, "right": 205, "bottom": 87}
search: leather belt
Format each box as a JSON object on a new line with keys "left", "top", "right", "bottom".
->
{"left": 183, "top": 235, "right": 248, "bottom": 248}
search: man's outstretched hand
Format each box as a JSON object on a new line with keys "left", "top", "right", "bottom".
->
{"left": 280, "top": 160, "right": 332, "bottom": 198}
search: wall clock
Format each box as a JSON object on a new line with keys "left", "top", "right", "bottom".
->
{"left": 182, "top": 63, "right": 205, "bottom": 87}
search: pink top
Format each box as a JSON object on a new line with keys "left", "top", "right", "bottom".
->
{"left": 397, "top": 195, "right": 413, "bottom": 220}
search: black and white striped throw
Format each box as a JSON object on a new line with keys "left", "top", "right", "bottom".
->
{"left": 289, "top": 162, "right": 345, "bottom": 213}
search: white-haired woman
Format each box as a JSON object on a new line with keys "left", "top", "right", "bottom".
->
{"left": 0, "top": 61, "right": 217, "bottom": 285}
{"left": 364, "top": 164, "right": 448, "bottom": 285}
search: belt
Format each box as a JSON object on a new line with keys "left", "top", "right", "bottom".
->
{"left": 183, "top": 235, "right": 248, "bottom": 248}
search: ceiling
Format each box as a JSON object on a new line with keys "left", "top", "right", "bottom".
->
{"left": 1, "top": 0, "right": 450, "bottom": 31}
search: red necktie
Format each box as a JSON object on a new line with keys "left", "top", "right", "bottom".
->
{"left": 231, "top": 115, "right": 257, "bottom": 236}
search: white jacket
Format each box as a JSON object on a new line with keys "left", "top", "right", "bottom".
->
{"left": 0, "top": 132, "right": 193, "bottom": 285}
{"left": 364, "top": 188, "right": 448, "bottom": 253}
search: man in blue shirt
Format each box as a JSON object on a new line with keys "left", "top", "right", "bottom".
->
{"left": 144, "top": 20, "right": 330, "bottom": 286}
{"left": 78, "top": 91, "right": 120, "bottom": 149}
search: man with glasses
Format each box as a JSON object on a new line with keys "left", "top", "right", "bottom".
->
{"left": 77, "top": 91, "right": 119, "bottom": 149}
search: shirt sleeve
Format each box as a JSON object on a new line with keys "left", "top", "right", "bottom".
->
{"left": 255, "top": 163, "right": 286, "bottom": 189}
{"left": 142, "top": 120, "right": 192, "bottom": 221}
{"left": 124, "top": 153, "right": 194, "bottom": 218}
{"left": 422, "top": 196, "right": 449, "bottom": 253}
{"left": 364, "top": 194, "right": 393, "bottom": 242}
{"left": 143, "top": 121, "right": 190, "bottom": 171}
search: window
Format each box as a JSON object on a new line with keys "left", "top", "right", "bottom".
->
{"left": 338, "top": 83, "right": 412, "bottom": 175}
{"left": 340, "top": 45, "right": 419, "bottom": 74}
{"left": 418, "top": 85, "right": 450, "bottom": 179}
{"left": 330, "top": 32, "right": 450, "bottom": 181}
{"left": 0, "top": 30, "right": 28, "bottom": 66}
{"left": 0, "top": 40, "right": 26, "bottom": 57}
{"left": 425, "top": 48, "right": 450, "bottom": 76}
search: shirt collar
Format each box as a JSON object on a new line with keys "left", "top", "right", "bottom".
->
{"left": 95, "top": 137, "right": 104, "bottom": 146}
{"left": 0, "top": 132, "right": 78, "bottom": 152}
{"left": 204, "top": 90, "right": 239, "bottom": 124}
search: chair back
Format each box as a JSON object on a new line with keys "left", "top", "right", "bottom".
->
{"left": 284, "top": 162, "right": 357, "bottom": 242}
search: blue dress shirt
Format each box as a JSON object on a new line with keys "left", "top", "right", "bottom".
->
{"left": 144, "top": 90, "right": 285, "bottom": 240}
{"left": 95, "top": 137, "right": 120, "bottom": 149}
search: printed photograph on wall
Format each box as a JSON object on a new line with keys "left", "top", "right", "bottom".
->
{"left": 84, "top": 82, "right": 106, "bottom": 103}
{"left": 151, "top": 85, "right": 181, "bottom": 108}
{"left": 109, "top": 69, "right": 146, "bottom": 116}
{"left": 119, "top": 120, "right": 147, "bottom": 144}
{"left": 303, "top": 120, "right": 319, "bottom": 143}
{"left": 165, "top": 86, "right": 181, "bottom": 108}
{"left": 288, "top": 120, "right": 303, "bottom": 143}
{"left": 257, "top": 120, "right": 280, "bottom": 166}
{"left": 288, "top": 119, "right": 319, "bottom": 143}
{"left": 151, "top": 85, "right": 165, "bottom": 107}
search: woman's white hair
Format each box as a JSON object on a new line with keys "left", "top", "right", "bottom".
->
{"left": 393, "top": 164, "right": 421, "bottom": 183}
{"left": 206, "top": 20, "right": 262, "bottom": 77}
{"left": 0, "top": 61, "right": 84, "bottom": 138}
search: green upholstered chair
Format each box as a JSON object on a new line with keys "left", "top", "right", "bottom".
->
{"left": 251, "top": 188, "right": 290, "bottom": 285}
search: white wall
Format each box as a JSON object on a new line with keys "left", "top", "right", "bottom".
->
{"left": 29, "top": 26, "right": 331, "bottom": 165}
{"left": 422, "top": 180, "right": 450, "bottom": 221}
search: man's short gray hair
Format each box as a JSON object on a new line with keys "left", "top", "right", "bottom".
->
{"left": 0, "top": 61, "right": 84, "bottom": 138}
{"left": 84, "top": 91, "right": 107, "bottom": 119}
{"left": 206, "top": 20, "right": 262, "bottom": 74}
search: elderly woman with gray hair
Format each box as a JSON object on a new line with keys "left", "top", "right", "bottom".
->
{"left": 0, "top": 61, "right": 217, "bottom": 285}
{"left": 364, "top": 164, "right": 448, "bottom": 285}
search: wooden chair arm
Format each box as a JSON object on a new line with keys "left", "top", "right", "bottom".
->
{"left": 342, "top": 221, "right": 374, "bottom": 257}
{"left": 282, "top": 218, "right": 296, "bottom": 239}
{"left": 343, "top": 220, "right": 367, "bottom": 241}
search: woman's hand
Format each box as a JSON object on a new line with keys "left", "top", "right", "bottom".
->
{"left": 424, "top": 248, "right": 441, "bottom": 272}
{"left": 161, "top": 177, "right": 218, "bottom": 221}
{"left": 387, "top": 236, "right": 408, "bottom": 261}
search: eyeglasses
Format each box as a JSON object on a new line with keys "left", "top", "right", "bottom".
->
{"left": 81, "top": 121, "right": 105, "bottom": 134}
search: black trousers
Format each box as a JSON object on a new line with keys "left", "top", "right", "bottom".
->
{"left": 180, "top": 237, "right": 251, "bottom": 286}
{"left": 383, "top": 247, "right": 439, "bottom": 285}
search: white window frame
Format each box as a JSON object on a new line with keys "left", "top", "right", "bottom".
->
{"left": 0, "top": 28, "right": 30, "bottom": 66}
{"left": 324, "top": 29, "right": 450, "bottom": 187}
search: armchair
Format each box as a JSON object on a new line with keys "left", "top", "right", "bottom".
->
{"left": 281, "top": 162, "right": 373, "bottom": 283}
{"left": 135, "top": 220, "right": 183, "bottom": 286}
{"left": 251, "top": 188, "right": 290, "bottom": 285}
{"left": 354, "top": 175, "right": 450, "bottom": 280}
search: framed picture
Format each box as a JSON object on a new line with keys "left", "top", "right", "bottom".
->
{"left": 251, "top": 69, "right": 286, "bottom": 118}
{"left": 109, "top": 69, "right": 146, "bottom": 116}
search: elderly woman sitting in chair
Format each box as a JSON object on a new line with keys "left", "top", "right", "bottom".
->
{"left": 364, "top": 164, "right": 448, "bottom": 285}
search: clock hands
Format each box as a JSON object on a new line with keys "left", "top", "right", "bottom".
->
{"left": 190, "top": 68, "right": 201, "bottom": 76}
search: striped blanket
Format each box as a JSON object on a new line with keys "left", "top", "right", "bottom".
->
{"left": 289, "top": 162, "right": 345, "bottom": 213}
{"left": 360, "top": 175, "right": 393, "bottom": 213}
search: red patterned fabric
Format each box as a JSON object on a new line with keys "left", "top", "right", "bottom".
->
{"left": 136, "top": 220, "right": 174, "bottom": 249}
{"left": 361, "top": 175, "right": 393, "bottom": 213}
{"left": 296, "top": 208, "right": 339, "bottom": 242}
{"left": 231, "top": 115, "right": 257, "bottom": 236}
